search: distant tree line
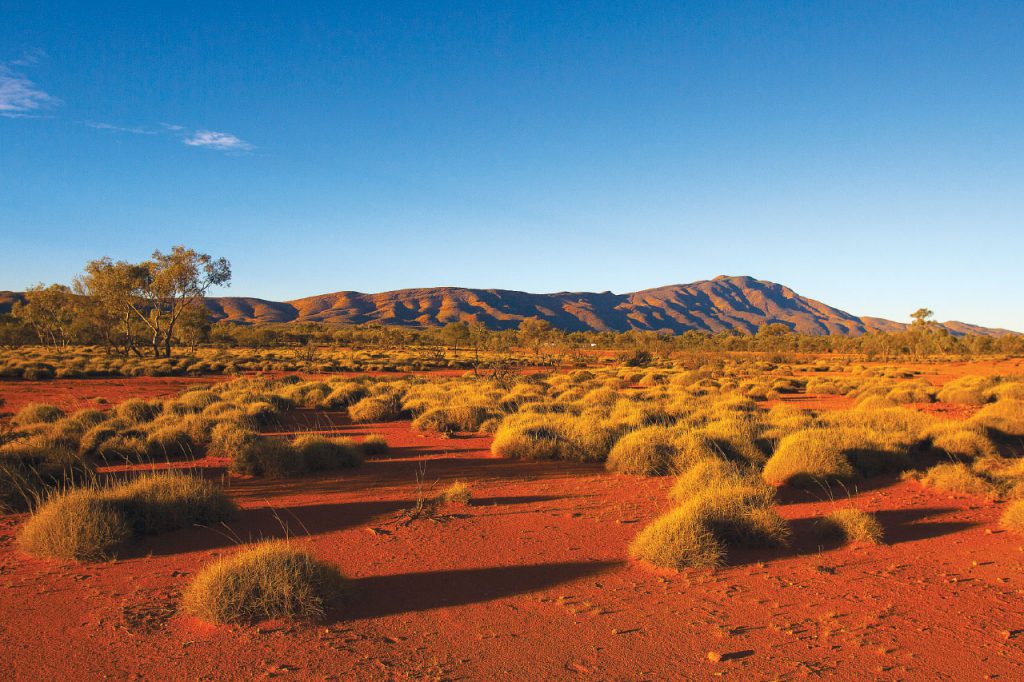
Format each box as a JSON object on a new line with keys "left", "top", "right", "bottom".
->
{"left": 2, "top": 248, "right": 1021, "bottom": 360}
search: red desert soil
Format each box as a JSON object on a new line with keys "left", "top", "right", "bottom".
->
{"left": 0, "top": 376, "right": 232, "bottom": 415}
{"left": 3, "top": 415, "right": 1024, "bottom": 680}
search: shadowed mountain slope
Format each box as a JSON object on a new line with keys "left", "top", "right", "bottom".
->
{"left": 200, "top": 276, "right": 1015, "bottom": 336}
{"left": 1, "top": 277, "right": 1015, "bottom": 336}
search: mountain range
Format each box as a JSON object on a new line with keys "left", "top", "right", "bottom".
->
{"left": 5, "top": 275, "right": 1012, "bottom": 336}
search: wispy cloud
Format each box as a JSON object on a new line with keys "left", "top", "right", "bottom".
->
{"left": 3, "top": 51, "right": 255, "bottom": 153}
{"left": 85, "top": 121, "right": 157, "bottom": 135}
{"left": 0, "top": 62, "right": 60, "bottom": 117}
{"left": 83, "top": 120, "right": 255, "bottom": 153}
{"left": 10, "top": 48, "right": 48, "bottom": 67}
{"left": 182, "top": 129, "right": 253, "bottom": 151}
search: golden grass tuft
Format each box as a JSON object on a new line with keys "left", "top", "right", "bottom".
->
{"left": 762, "top": 429, "right": 856, "bottom": 487}
{"left": 17, "top": 490, "right": 132, "bottom": 561}
{"left": 605, "top": 426, "right": 676, "bottom": 476}
{"left": 814, "top": 508, "right": 884, "bottom": 544}
{"left": 916, "top": 462, "right": 994, "bottom": 498}
{"left": 11, "top": 403, "right": 66, "bottom": 427}
{"left": 17, "top": 472, "right": 234, "bottom": 561}
{"left": 181, "top": 541, "right": 346, "bottom": 624}
{"left": 348, "top": 396, "right": 402, "bottom": 423}
{"left": 629, "top": 487, "right": 789, "bottom": 570}
{"left": 293, "top": 435, "right": 364, "bottom": 471}
{"left": 439, "top": 480, "right": 472, "bottom": 505}
{"left": 999, "top": 500, "right": 1024, "bottom": 534}
{"left": 360, "top": 434, "right": 389, "bottom": 455}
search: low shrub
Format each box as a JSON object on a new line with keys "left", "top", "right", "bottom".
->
{"left": 970, "top": 399, "right": 1024, "bottom": 439}
{"left": 930, "top": 427, "right": 998, "bottom": 460}
{"left": 181, "top": 541, "right": 346, "bottom": 624}
{"left": 208, "top": 420, "right": 259, "bottom": 459}
{"left": 116, "top": 398, "right": 162, "bottom": 424}
{"left": 17, "top": 490, "right": 132, "bottom": 561}
{"left": 348, "top": 396, "right": 402, "bottom": 423}
{"left": 439, "top": 480, "right": 472, "bottom": 505}
{"left": 606, "top": 426, "right": 676, "bottom": 476}
{"left": 629, "top": 487, "right": 789, "bottom": 570}
{"left": 11, "top": 403, "right": 65, "bottom": 427}
{"left": 234, "top": 439, "right": 307, "bottom": 478}
{"left": 1000, "top": 500, "right": 1024, "bottom": 534}
{"left": 17, "top": 473, "right": 235, "bottom": 561}
{"left": 915, "top": 463, "right": 994, "bottom": 498}
{"left": 762, "top": 429, "right": 856, "bottom": 487}
{"left": 293, "top": 435, "right": 363, "bottom": 471}
{"left": 814, "top": 508, "right": 884, "bottom": 544}
{"left": 360, "top": 434, "right": 389, "bottom": 455}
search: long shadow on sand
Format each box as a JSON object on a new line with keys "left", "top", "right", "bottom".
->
{"left": 125, "top": 498, "right": 414, "bottom": 558}
{"left": 337, "top": 560, "right": 622, "bottom": 621}
{"left": 125, "top": 494, "right": 570, "bottom": 559}
{"left": 728, "top": 506, "right": 977, "bottom": 567}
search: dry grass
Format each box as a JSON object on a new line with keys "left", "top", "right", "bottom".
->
{"left": 929, "top": 426, "right": 998, "bottom": 460}
{"left": 17, "top": 472, "right": 235, "bottom": 561}
{"left": 762, "top": 429, "right": 856, "bottom": 487}
{"left": 629, "top": 486, "right": 789, "bottom": 570}
{"left": 293, "top": 435, "right": 364, "bottom": 471}
{"left": 360, "top": 434, "right": 389, "bottom": 455}
{"left": 814, "top": 508, "right": 884, "bottom": 544}
{"left": 605, "top": 426, "right": 676, "bottom": 476}
{"left": 970, "top": 399, "right": 1024, "bottom": 439}
{"left": 439, "top": 480, "right": 472, "bottom": 505}
{"left": 348, "top": 396, "right": 402, "bottom": 423}
{"left": 1000, "top": 500, "right": 1024, "bottom": 534}
{"left": 181, "top": 541, "right": 346, "bottom": 624}
{"left": 16, "top": 490, "right": 132, "bottom": 561}
{"left": 915, "top": 463, "right": 994, "bottom": 498}
{"left": 11, "top": 403, "right": 66, "bottom": 427}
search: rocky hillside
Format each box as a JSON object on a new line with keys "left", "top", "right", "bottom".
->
{"left": 2, "top": 276, "right": 1016, "bottom": 336}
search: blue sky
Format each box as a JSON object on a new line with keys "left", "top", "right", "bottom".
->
{"left": 2, "top": 2, "right": 1022, "bottom": 330}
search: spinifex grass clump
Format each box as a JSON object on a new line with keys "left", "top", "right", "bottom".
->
{"left": 913, "top": 462, "right": 995, "bottom": 498}
{"left": 182, "top": 541, "right": 346, "bottom": 624}
{"left": 814, "top": 508, "right": 884, "bottom": 545}
{"left": 631, "top": 461, "right": 789, "bottom": 570}
{"left": 293, "top": 435, "right": 364, "bottom": 471}
{"left": 439, "top": 480, "right": 472, "bottom": 505}
{"left": 11, "top": 403, "right": 66, "bottom": 427}
{"left": 17, "top": 472, "right": 236, "bottom": 561}
{"left": 231, "top": 436, "right": 368, "bottom": 477}
{"left": 762, "top": 428, "right": 856, "bottom": 486}
{"left": 360, "top": 434, "right": 389, "bottom": 455}
{"left": 605, "top": 426, "right": 677, "bottom": 476}
{"left": 1000, "top": 500, "right": 1024, "bottom": 534}
{"left": 348, "top": 395, "right": 403, "bottom": 423}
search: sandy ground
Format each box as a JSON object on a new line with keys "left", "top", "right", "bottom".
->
{"left": 2, "top": 414, "right": 1024, "bottom": 680}
{"left": 3, "top": 359, "right": 1024, "bottom": 679}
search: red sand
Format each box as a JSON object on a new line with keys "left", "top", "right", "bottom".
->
{"left": 3, "top": 416, "right": 1024, "bottom": 679}
{"left": 0, "top": 376, "right": 231, "bottom": 415}
{"left": 3, "top": 361, "right": 1024, "bottom": 679}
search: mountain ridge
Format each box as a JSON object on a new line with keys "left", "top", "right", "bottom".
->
{"left": 1, "top": 276, "right": 1017, "bottom": 336}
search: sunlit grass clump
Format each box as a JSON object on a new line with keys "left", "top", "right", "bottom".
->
{"left": 439, "top": 480, "right": 472, "bottom": 505}
{"left": 605, "top": 426, "right": 676, "bottom": 476}
{"left": 293, "top": 435, "right": 364, "bottom": 471}
{"left": 814, "top": 508, "right": 884, "bottom": 544}
{"left": 762, "top": 429, "right": 856, "bottom": 486}
{"left": 181, "top": 541, "right": 346, "bottom": 624}
{"left": 914, "top": 462, "right": 994, "bottom": 498}
{"left": 629, "top": 485, "right": 789, "bottom": 570}
{"left": 348, "top": 396, "right": 402, "bottom": 423}
{"left": 18, "top": 473, "right": 236, "bottom": 561}
{"left": 1000, "top": 500, "right": 1024, "bottom": 534}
